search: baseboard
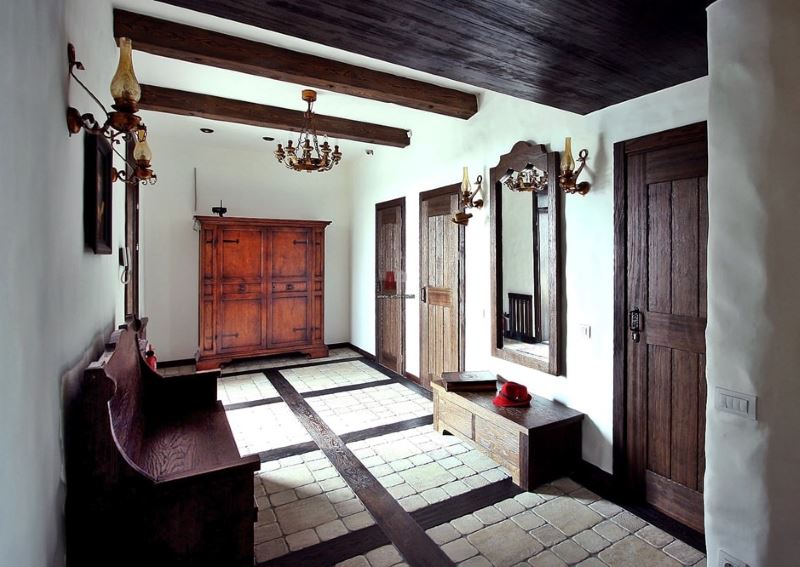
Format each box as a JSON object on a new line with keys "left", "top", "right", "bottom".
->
{"left": 404, "top": 371, "right": 421, "bottom": 385}
{"left": 571, "top": 460, "right": 616, "bottom": 497}
{"left": 570, "top": 460, "right": 706, "bottom": 553}
{"left": 157, "top": 357, "right": 196, "bottom": 368}
{"left": 338, "top": 343, "right": 375, "bottom": 360}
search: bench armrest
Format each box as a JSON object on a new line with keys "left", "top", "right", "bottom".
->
{"left": 156, "top": 453, "right": 261, "bottom": 485}
{"left": 143, "top": 362, "right": 220, "bottom": 411}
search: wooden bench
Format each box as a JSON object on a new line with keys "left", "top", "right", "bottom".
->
{"left": 64, "top": 321, "right": 261, "bottom": 566}
{"left": 432, "top": 375, "right": 584, "bottom": 490}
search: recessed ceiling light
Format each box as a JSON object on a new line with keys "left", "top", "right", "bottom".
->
{"left": 200, "top": 128, "right": 214, "bottom": 134}
{"left": 262, "top": 136, "right": 275, "bottom": 141}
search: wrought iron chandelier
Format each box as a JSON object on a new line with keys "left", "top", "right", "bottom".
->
{"left": 274, "top": 90, "right": 342, "bottom": 173}
{"left": 499, "top": 163, "right": 548, "bottom": 193}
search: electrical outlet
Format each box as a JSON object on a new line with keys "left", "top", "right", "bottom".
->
{"left": 719, "top": 550, "right": 748, "bottom": 567}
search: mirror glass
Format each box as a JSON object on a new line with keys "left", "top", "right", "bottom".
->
{"left": 501, "top": 188, "right": 549, "bottom": 359}
{"left": 491, "top": 142, "right": 561, "bottom": 374}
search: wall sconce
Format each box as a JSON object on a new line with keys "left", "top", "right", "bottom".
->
{"left": 66, "top": 40, "right": 157, "bottom": 185}
{"left": 558, "top": 137, "right": 590, "bottom": 195}
{"left": 452, "top": 166, "right": 484, "bottom": 225}
{"left": 499, "top": 163, "right": 548, "bottom": 193}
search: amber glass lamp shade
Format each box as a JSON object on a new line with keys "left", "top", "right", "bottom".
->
{"left": 133, "top": 128, "right": 152, "bottom": 163}
{"left": 110, "top": 37, "right": 141, "bottom": 111}
{"left": 561, "top": 137, "right": 576, "bottom": 173}
{"left": 461, "top": 166, "right": 472, "bottom": 195}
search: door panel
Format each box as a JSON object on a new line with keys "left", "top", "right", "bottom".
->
{"left": 420, "top": 189, "right": 463, "bottom": 388}
{"left": 622, "top": 123, "right": 708, "bottom": 533}
{"left": 220, "top": 298, "right": 263, "bottom": 350}
{"left": 270, "top": 296, "right": 309, "bottom": 346}
{"left": 272, "top": 229, "right": 310, "bottom": 279}
{"left": 376, "top": 200, "right": 405, "bottom": 373}
{"left": 220, "top": 229, "right": 264, "bottom": 280}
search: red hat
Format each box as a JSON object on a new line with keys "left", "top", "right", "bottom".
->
{"left": 493, "top": 381, "right": 531, "bottom": 408}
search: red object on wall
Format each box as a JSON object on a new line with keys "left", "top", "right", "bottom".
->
{"left": 383, "top": 271, "right": 397, "bottom": 292}
{"left": 145, "top": 349, "right": 157, "bottom": 370}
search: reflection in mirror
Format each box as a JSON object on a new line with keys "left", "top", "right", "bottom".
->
{"left": 501, "top": 186, "right": 549, "bottom": 360}
{"left": 491, "top": 141, "right": 562, "bottom": 375}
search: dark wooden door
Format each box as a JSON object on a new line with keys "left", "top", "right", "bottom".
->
{"left": 617, "top": 123, "right": 708, "bottom": 533}
{"left": 218, "top": 227, "right": 267, "bottom": 352}
{"left": 420, "top": 186, "right": 464, "bottom": 389}
{"left": 375, "top": 198, "right": 405, "bottom": 373}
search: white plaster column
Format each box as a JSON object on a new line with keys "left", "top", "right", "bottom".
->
{"left": 706, "top": 0, "right": 800, "bottom": 565}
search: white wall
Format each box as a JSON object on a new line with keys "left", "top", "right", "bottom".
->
{"left": 501, "top": 188, "right": 534, "bottom": 315}
{"left": 140, "top": 131, "right": 354, "bottom": 360}
{"left": 349, "top": 79, "right": 709, "bottom": 473}
{"left": 705, "top": 0, "right": 800, "bottom": 565}
{"left": 0, "top": 0, "right": 127, "bottom": 564}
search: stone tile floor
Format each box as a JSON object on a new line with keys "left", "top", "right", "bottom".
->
{"left": 208, "top": 355, "right": 705, "bottom": 567}
{"left": 281, "top": 360, "right": 392, "bottom": 394}
{"left": 305, "top": 382, "right": 432, "bottom": 435}
{"left": 254, "top": 451, "right": 377, "bottom": 563}
{"left": 226, "top": 402, "right": 312, "bottom": 455}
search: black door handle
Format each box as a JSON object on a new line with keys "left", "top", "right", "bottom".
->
{"left": 421, "top": 286, "right": 427, "bottom": 303}
{"left": 629, "top": 308, "right": 642, "bottom": 343}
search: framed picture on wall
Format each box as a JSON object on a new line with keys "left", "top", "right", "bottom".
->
{"left": 83, "top": 132, "right": 113, "bottom": 254}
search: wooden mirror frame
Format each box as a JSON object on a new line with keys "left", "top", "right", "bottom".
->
{"left": 490, "top": 141, "right": 563, "bottom": 375}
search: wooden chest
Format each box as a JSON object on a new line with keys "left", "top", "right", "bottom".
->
{"left": 432, "top": 377, "right": 584, "bottom": 490}
{"left": 195, "top": 216, "right": 331, "bottom": 370}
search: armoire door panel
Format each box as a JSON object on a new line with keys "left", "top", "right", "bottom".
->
{"left": 314, "top": 229, "right": 325, "bottom": 278}
{"left": 201, "top": 300, "right": 215, "bottom": 352}
{"left": 270, "top": 296, "right": 309, "bottom": 346}
{"left": 220, "top": 298, "right": 263, "bottom": 350}
{"left": 201, "top": 228, "right": 215, "bottom": 282}
{"left": 220, "top": 229, "right": 265, "bottom": 281}
{"left": 313, "top": 294, "right": 323, "bottom": 342}
{"left": 271, "top": 229, "right": 310, "bottom": 279}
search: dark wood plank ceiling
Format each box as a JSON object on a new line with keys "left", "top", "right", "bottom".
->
{"left": 156, "top": 0, "right": 711, "bottom": 115}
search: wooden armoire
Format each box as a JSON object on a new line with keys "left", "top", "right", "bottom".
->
{"left": 195, "top": 216, "right": 331, "bottom": 370}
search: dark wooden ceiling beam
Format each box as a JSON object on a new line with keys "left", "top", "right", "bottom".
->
{"left": 114, "top": 10, "right": 477, "bottom": 120}
{"left": 138, "top": 84, "right": 410, "bottom": 148}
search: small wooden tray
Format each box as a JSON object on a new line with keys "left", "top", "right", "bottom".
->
{"left": 441, "top": 371, "right": 498, "bottom": 392}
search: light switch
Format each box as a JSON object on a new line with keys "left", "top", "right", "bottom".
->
{"left": 579, "top": 324, "right": 591, "bottom": 339}
{"left": 715, "top": 388, "right": 757, "bottom": 421}
{"left": 719, "top": 550, "right": 748, "bottom": 567}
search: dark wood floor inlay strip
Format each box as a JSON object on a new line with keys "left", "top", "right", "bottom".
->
{"left": 221, "top": 356, "right": 365, "bottom": 377}
{"left": 339, "top": 416, "right": 434, "bottom": 445}
{"left": 266, "top": 371, "right": 454, "bottom": 567}
{"left": 258, "top": 441, "right": 320, "bottom": 463}
{"left": 258, "top": 525, "right": 389, "bottom": 567}
{"left": 412, "top": 478, "right": 522, "bottom": 529}
{"left": 224, "top": 396, "right": 284, "bottom": 411}
{"left": 359, "top": 358, "right": 433, "bottom": 400}
{"left": 301, "top": 378, "right": 396, "bottom": 399}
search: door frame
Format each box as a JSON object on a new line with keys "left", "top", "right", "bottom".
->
{"left": 612, "top": 122, "right": 709, "bottom": 492}
{"left": 375, "top": 197, "right": 406, "bottom": 375}
{"left": 419, "top": 184, "right": 466, "bottom": 381}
